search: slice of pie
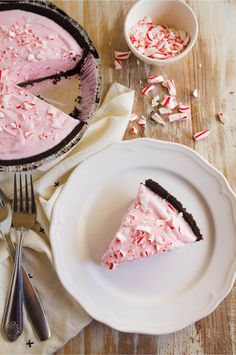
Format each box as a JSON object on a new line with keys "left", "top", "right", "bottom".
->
{"left": 0, "top": 76, "right": 79, "bottom": 160}
{"left": 102, "top": 179, "right": 203, "bottom": 270}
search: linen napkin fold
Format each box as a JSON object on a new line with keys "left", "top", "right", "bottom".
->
{"left": 0, "top": 83, "right": 134, "bottom": 354}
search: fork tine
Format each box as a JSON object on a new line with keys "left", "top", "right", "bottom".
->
{"left": 13, "top": 174, "right": 18, "bottom": 212}
{"left": 19, "top": 174, "right": 24, "bottom": 213}
{"left": 0, "top": 188, "right": 9, "bottom": 205}
{"left": 25, "top": 174, "right": 29, "bottom": 214}
{"left": 30, "top": 175, "right": 36, "bottom": 214}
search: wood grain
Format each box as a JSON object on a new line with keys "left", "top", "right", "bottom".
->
{"left": 53, "top": 0, "right": 236, "bottom": 353}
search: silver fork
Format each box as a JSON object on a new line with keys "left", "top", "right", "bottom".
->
{"left": 0, "top": 188, "right": 51, "bottom": 341}
{"left": 2, "top": 174, "right": 36, "bottom": 341}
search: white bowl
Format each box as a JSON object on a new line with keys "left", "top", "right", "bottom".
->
{"left": 124, "top": 0, "right": 198, "bottom": 65}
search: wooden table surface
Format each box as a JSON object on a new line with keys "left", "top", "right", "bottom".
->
{"left": 54, "top": 0, "right": 236, "bottom": 354}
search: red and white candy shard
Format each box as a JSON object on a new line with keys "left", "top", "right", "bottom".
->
{"left": 168, "top": 113, "right": 188, "bottom": 122}
{"left": 151, "top": 112, "right": 165, "bottom": 126}
{"left": 114, "top": 59, "right": 123, "bottom": 70}
{"left": 130, "top": 126, "right": 137, "bottom": 134}
{"left": 161, "top": 95, "right": 177, "bottom": 109}
{"left": 114, "top": 51, "right": 131, "bottom": 60}
{"left": 166, "top": 79, "right": 176, "bottom": 96}
{"left": 128, "top": 113, "right": 138, "bottom": 122}
{"left": 218, "top": 112, "right": 227, "bottom": 124}
{"left": 138, "top": 116, "right": 146, "bottom": 127}
{"left": 147, "top": 75, "right": 164, "bottom": 84}
{"left": 101, "top": 183, "right": 199, "bottom": 270}
{"left": 193, "top": 129, "right": 210, "bottom": 141}
{"left": 159, "top": 107, "right": 172, "bottom": 115}
{"left": 161, "top": 95, "right": 172, "bottom": 106}
{"left": 129, "top": 17, "right": 190, "bottom": 61}
{"left": 192, "top": 89, "right": 198, "bottom": 98}
{"left": 142, "top": 85, "right": 155, "bottom": 96}
{"left": 178, "top": 103, "right": 190, "bottom": 113}
{"left": 162, "top": 81, "right": 168, "bottom": 88}
{"left": 151, "top": 94, "right": 160, "bottom": 107}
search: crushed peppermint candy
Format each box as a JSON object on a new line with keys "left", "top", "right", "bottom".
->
{"left": 27, "top": 53, "right": 35, "bottom": 62}
{"left": 136, "top": 225, "right": 152, "bottom": 234}
{"left": 151, "top": 112, "right": 165, "bottom": 126}
{"left": 1, "top": 95, "right": 10, "bottom": 108}
{"left": 192, "top": 89, "right": 199, "bottom": 98}
{"left": 193, "top": 129, "right": 210, "bottom": 141}
{"left": 23, "top": 101, "right": 35, "bottom": 110}
{"left": 159, "top": 107, "right": 172, "bottom": 115}
{"left": 151, "top": 94, "right": 160, "bottom": 107}
{"left": 142, "top": 84, "right": 155, "bottom": 96}
{"left": 130, "top": 17, "right": 190, "bottom": 60}
{"left": 166, "top": 79, "right": 176, "bottom": 96}
{"left": 148, "top": 235, "right": 155, "bottom": 243}
{"left": 0, "top": 112, "right": 4, "bottom": 118}
{"left": 161, "top": 95, "right": 177, "bottom": 109}
{"left": 168, "top": 113, "right": 188, "bottom": 122}
{"left": 24, "top": 131, "right": 34, "bottom": 139}
{"left": 39, "top": 132, "right": 48, "bottom": 140}
{"left": 47, "top": 106, "right": 57, "bottom": 116}
{"left": 114, "top": 59, "right": 123, "bottom": 70}
{"left": 218, "top": 112, "right": 227, "bottom": 124}
{"left": 36, "top": 53, "right": 44, "bottom": 61}
{"left": 147, "top": 75, "right": 164, "bottom": 84}
{"left": 137, "top": 116, "right": 146, "bottom": 127}
{"left": 114, "top": 51, "right": 131, "bottom": 59}
{"left": 116, "top": 233, "right": 126, "bottom": 243}
{"left": 130, "top": 126, "right": 138, "bottom": 134}
{"left": 10, "top": 121, "right": 17, "bottom": 129}
{"left": 178, "top": 103, "right": 190, "bottom": 113}
{"left": 50, "top": 117, "right": 61, "bottom": 129}
{"left": 128, "top": 113, "right": 138, "bottom": 121}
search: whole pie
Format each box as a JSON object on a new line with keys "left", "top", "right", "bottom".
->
{"left": 0, "top": 8, "right": 87, "bottom": 161}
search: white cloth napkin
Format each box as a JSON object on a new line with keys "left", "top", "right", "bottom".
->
{"left": 0, "top": 83, "right": 134, "bottom": 354}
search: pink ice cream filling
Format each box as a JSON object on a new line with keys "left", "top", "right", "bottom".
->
{"left": 0, "top": 78, "right": 78, "bottom": 160}
{"left": 0, "top": 10, "right": 83, "bottom": 84}
{"left": 102, "top": 184, "right": 198, "bottom": 270}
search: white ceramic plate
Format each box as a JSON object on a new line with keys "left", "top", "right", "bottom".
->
{"left": 50, "top": 139, "right": 236, "bottom": 334}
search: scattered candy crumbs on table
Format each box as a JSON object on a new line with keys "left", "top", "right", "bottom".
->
{"left": 129, "top": 16, "right": 190, "bottom": 60}
{"left": 193, "top": 129, "right": 210, "bottom": 141}
{"left": 114, "top": 51, "right": 131, "bottom": 59}
{"left": 166, "top": 79, "right": 176, "bottom": 96}
{"left": 161, "top": 95, "right": 178, "bottom": 109}
{"left": 192, "top": 89, "right": 199, "bottom": 98}
{"left": 138, "top": 116, "right": 146, "bottom": 127}
{"left": 151, "top": 94, "right": 160, "bottom": 107}
{"left": 130, "top": 126, "right": 138, "bottom": 134}
{"left": 159, "top": 107, "right": 172, "bottom": 115}
{"left": 142, "top": 85, "right": 155, "bottom": 96}
{"left": 147, "top": 75, "right": 164, "bottom": 84}
{"left": 114, "top": 59, "right": 123, "bottom": 70}
{"left": 178, "top": 103, "right": 191, "bottom": 113}
{"left": 168, "top": 113, "right": 188, "bottom": 122}
{"left": 128, "top": 113, "right": 138, "bottom": 121}
{"left": 151, "top": 112, "right": 165, "bottom": 126}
